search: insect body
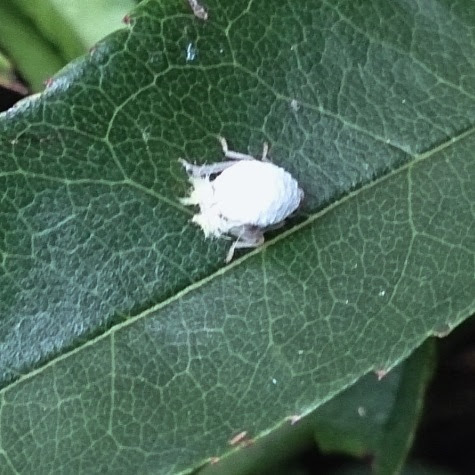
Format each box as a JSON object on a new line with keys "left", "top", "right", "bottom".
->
{"left": 180, "top": 137, "right": 304, "bottom": 262}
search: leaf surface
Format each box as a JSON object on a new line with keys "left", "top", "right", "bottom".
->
{"left": 0, "top": 0, "right": 474, "bottom": 473}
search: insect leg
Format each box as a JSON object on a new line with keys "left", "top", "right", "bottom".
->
{"left": 219, "top": 136, "right": 257, "bottom": 161}
{"left": 219, "top": 136, "right": 270, "bottom": 162}
{"left": 179, "top": 158, "right": 237, "bottom": 177}
{"left": 225, "top": 227, "right": 265, "bottom": 263}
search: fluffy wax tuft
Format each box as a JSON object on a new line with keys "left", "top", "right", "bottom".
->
{"left": 192, "top": 212, "right": 224, "bottom": 237}
{"left": 182, "top": 176, "right": 229, "bottom": 237}
{"left": 180, "top": 176, "right": 214, "bottom": 206}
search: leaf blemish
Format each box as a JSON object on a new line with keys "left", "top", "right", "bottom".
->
{"left": 122, "top": 14, "right": 133, "bottom": 25}
{"left": 375, "top": 369, "right": 388, "bottom": 380}
{"left": 285, "top": 415, "right": 302, "bottom": 425}
{"left": 228, "top": 431, "right": 248, "bottom": 446}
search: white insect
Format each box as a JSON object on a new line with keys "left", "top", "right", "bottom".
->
{"left": 180, "top": 137, "right": 304, "bottom": 262}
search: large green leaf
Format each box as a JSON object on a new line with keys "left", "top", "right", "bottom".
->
{"left": 0, "top": 1, "right": 66, "bottom": 91}
{"left": 0, "top": 0, "right": 474, "bottom": 473}
{"left": 0, "top": 51, "right": 28, "bottom": 96}
{"left": 0, "top": 0, "right": 134, "bottom": 91}
{"left": 10, "top": 0, "right": 135, "bottom": 57}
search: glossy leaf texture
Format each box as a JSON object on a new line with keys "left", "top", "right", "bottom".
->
{"left": 0, "top": 0, "right": 474, "bottom": 473}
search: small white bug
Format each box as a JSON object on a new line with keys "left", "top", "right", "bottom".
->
{"left": 180, "top": 137, "right": 304, "bottom": 262}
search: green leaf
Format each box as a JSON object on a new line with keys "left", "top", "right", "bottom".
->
{"left": 0, "top": 0, "right": 134, "bottom": 91}
{"left": 0, "top": 0, "right": 474, "bottom": 474}
{"left": 10, "top": 0, "right": 135, "bottom": 57}
{"left": 0, "top": 51, "right": 27, "bottom": 95}
{"left": 0, "top": 2, "right": 66, "bottom": 91}
{"left": 328, "top": 461, "right": 456, "bottom": 475}
{"left": 313, "top": 340, "right": 436, "bottom": 473}
{"left": 0, "top": 51, "right": 11, "bottom": 76}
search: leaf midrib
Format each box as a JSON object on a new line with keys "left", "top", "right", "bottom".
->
{"left": 2, "top": 123, "right": 473, "bottom": 396}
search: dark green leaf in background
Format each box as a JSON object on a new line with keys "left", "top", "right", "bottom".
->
{"left": 198, "top": 340, "right": 436, "bottom": 475}
{"left": 312, "top": 340, "right": 436, "bottom": 474}
{"left": 0, "top": 0, "right": 474, "bottom": 473}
